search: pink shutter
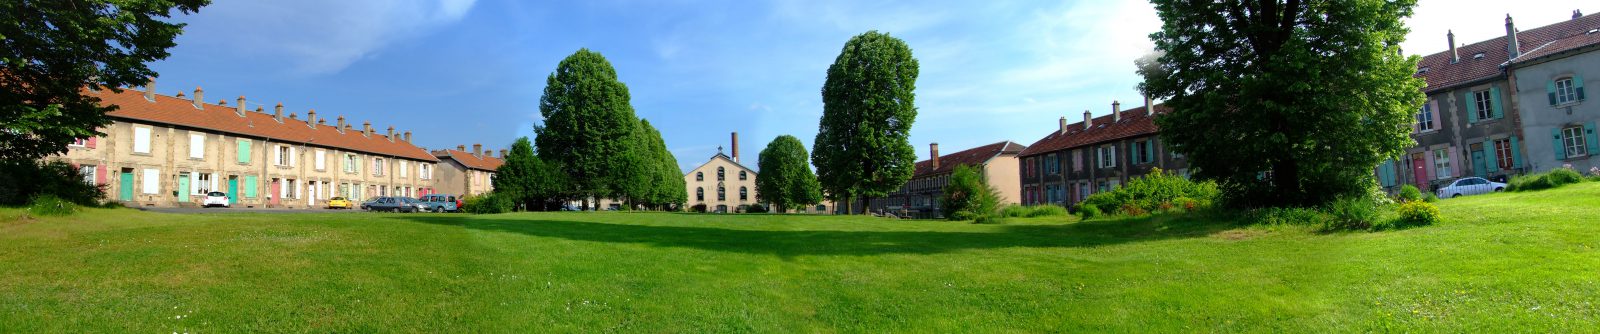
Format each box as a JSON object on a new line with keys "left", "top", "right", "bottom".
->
{"left": 95, "top": 165, "right": 107, "bottom": 185}
{"left": 1424, "top": 149, "right": 1436, "bottom": 180}
{"left": 1448, "top": 146, "right": 1461, "bottom": 179}
{"left": 1429, "top": 100, "right": 1441, "bottom": 131}
{"left": 86, "top": 137, "right": 97, "bottom": 149}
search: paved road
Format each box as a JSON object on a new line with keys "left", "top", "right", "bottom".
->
{"left": 140, "top": 207, "right": 375, "bottom": 214}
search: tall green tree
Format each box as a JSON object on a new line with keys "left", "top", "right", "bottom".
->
{"left": 756, "top": 135, "right": 823, "bottom": 213}
{"left": 535, "top": 49, "right": 643, "bottom": 209}
{"left": 1, "top": 0, "right": 209, "bottom": 162}
{"left": 812, "top": 31, "right": 920, "bottom": 214}
{"left": 494, "top": 137, "right": 566, "bottom": 211}
{"left": 1139, "top": 0, "right": 1424, "bottom": 207}
{"left": 639, "top": 119, "right": 687, "bottom": 210}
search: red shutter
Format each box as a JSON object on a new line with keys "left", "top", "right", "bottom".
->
{"left": 86, "top": 137, "right": 97, "bottom": 149}
{"left": 95, "top": 165, "right": 107, "bottom": 185}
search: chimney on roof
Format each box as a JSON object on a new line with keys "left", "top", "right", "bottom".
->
{"left": 1506, "top": 14, "right": 1520, "bottom": 60}
{"left": 336, "top": 116, "right": 347, "bottom": 133}
{"left": 1144, "top": 94, "right": 1155, "bottom": 116}
{"left": 1448, "top": 30, "right": 1458, "bottom": 63}
{"left": 499, "top": 149, "right": 507, "bottom": 158}
{"left": 317, "top": 119, "right": 326, "bottom": 125}
{"left": 403, "top": 131, "right": 411, "bottom": 143}
{"left": 731, "top": 132, "right": 740, "bottom": 163}
{"left": 218, "top": 99, "right": 227, "bottom": 106}
{"left": 1576, "top": 9, "right": 1584, "bottom": 20}
{"left": 1112, "top": 100, "right": 1122, "bottom": 122}
{"left": 274, "top": 102, "right": 285, "bottom": 122}
{"left": 457, "top": 145, "right": 466, "bottom": 152}
{"left": 363, "top": 121, "right": 372, "bottom": 137}
{"left": 930, "top": 142, "right": 941, "bottom": 170}
{"left": 386, "top": 126, "right": 395, "bottom": 142}
{"left": 144, "top": 77, "right": 156, "bottom": 101}
{"left": 1083, "top": 110, "right": 1093, "bottom": 128}
{"left": 232, "top": 96, "right": 244, "bottom": 116}
{"left": 1059, "top": 116, "right": 1067, "bottom": 134}
{"left": 192, "top": 87, "right": 204, "bottom": 110}
{"left": 307, "top": 109, "right": 318, "bottom": 128}
{"left": 473, "top": 144, "right": 483, "bottom": 157}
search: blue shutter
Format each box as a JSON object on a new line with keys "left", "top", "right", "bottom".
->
{"left": 1586, "top": 122, "right": 1600, "bottom": 156}
{"left": 1510, "top": 136, "right": 1523, "bottom": 168}
{"left": 1576, "top": 74, "right": 1587, "bottom": 101}
{"left": 1553, "top": 128, "right": 1568, "bottom": 160}
{"left": 1465, "top": 92, "right": 1478, "bottom": 123}
{"left": 1489, "top": 86, "right": 1504, "bottom": 119}
{"left": 1145, "top": 140, "right": 1155, "bottom": 164}
{"left": 1548, "top": 81, "right": 1559, "bottom": 105}
{"left": 1484, "top": 139, "right": 1499, "bottom": 173}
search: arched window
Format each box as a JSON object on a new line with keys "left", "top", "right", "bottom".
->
{"left": 717, "top": 167, "right": 725, "bottom": 181}
{"left": 739, "top": 186, "right": 748, "bottom": 200}
{"left": 696, "top": 172, "right": 703, "bottom": 181}
{"left": 696, "top": 187, "right": 704, "bottom": 201}
{"left": 739, "top": 171, "right": 747, "bottom": 180}
{"left": 717, "top": 186, "right": 726, "bottom": 200}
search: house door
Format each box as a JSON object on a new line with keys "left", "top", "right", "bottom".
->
{"left": 227, "top": 177, "right": 239, "bottom": 205}
{"left": 119, "top": 169, "right": 134, "bottom": 201}
{"left": 1471, "top": 149, "right": 1487, "bottom": 178}
{"left": 307, "top": 181, "right": 317, "bottom": 207}
{"left": 270, "top": 179, "right": 281, "bottom": 206}
{"left": 178, "top": 173, "right": 191, "bottom": 202}
{"left": 1411, "top": 154, "right": 1428, "bottom": 189}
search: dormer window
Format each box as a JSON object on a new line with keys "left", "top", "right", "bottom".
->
{"left": 1416, "top": 67, "right": 1430, "bottom": 75}
{"left": 1472, "top": 52, "right": 1485, "bottom": 60}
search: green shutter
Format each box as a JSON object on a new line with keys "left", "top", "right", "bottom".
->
{"left": 236, "top": 140, "right": 251, "bottom": 163}
{"left": 244, "top": 175, "right": 258, "bottom": 198}
{"left": 1548, "top": 80, "right": 1559, "bottom": 105}
{"left": 1489, "top": 86, "right": 1504, "bottom": 119}
{"left": 1586, "top": 122, "right": 1600, "bottom": 156}
{"left": 1465, "top": 92, "right": 1478, "bottom": 123}
{"left": 1484, "top": 139, "right": 1499, "bottom": 173}
{"left": 1510, "top": 136, "right": 1523, "bottom": 168}
{"left": 1143, "top": 140, "right": 1155, "bottom": 163}
{"left": 1553, "top": 128, "right": 1567, "bottom": 160}
{"left": 1576, "top": 74, "right": 1587, "bottom": 101}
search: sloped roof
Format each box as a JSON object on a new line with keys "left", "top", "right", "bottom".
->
{"left": 684, "top": 152, "right": 756, "bottom": 176}
{"left": 1512, "top": 22, "right": 1600, "bottom": 64}
{"left": 96, "top": 88, "right": 438, "bottom": 162}
{"left": 1416, "top": 13, "right": 1600, "bottom": 93}
{"left": 1019, "top": 105, "right": 1168, "bottom": 158}
{"left": 432, "top": 149, "right": 504, "bottom": 171}
{"left": 913, "top": 141, "right": 1026, "bottom": 177}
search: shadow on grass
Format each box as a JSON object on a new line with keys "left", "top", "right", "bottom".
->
{"left": 398, "top": 213, "right": 1242, "bottom": 257}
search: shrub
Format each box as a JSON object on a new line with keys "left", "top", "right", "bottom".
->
{"left": 1242, "top": 207, "right": 1330, "bottom": 226}
{"left": 743, "top": 204, "right": 769, "bottom": 213}
{"left": 27, "top": 194, "right": 78, "bottom": 216}
{"left": 1001, "top": 205, "right": 1069, "bottom": 218}
{"left": 1324, "top": 195, "right": 1379, "bottom": 230}
{"left": 1078, "top": 168, "right": 1218, "bottom": 216}
{"left": 1000, "top": 205, "right": 1029, "bottom": 218}
{"left": 1396, "top": 184, "right": 1423, "bottom": 202}
{"left": 940, "top": 165, "right": 1002, "bottom": 223}
{"left": 0, "top": 161, "right": 106, "bottom": 207}
{"left": 462, "top": 193, "right": 513, "bottom": 214}
{"left": 1391, "top": 200, "right": 1441, "bottom": 228}
{"left": 1508, "top": 167, "right": 1585, "bottom": 192}
{"left": 1077, "top": 203, "right": 1102, "bottom": 219}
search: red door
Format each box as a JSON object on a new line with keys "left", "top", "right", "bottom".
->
{"left": 1411, "top": 155, "right": 1428, "bottom": 189}
{"left": 270, "top": 180, "right": 281, "bottom": 206}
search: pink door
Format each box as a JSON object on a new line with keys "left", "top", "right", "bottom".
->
{"left": 270, "top": 180, "right": 281, "bottom": 206}
{"left": 1411, "top": 155, "right": 1428, "bottom": 189}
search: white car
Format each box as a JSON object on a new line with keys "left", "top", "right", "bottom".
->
{"left": 202, "top": 191, "right": 230, "bottom": 208}
{"left": 1436, "top": 177, "right": 1506, "bottom": 198}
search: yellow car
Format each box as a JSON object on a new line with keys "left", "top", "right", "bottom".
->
{"left": 327, "top": 197, "right": 354, "bottom": 209}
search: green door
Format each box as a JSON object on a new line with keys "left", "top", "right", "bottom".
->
{"left": 178, "top": 173, "right": 191, "bottom": 202}
{"left": 1471, "top": 150, "right": 1487, "bottom": 178}
{"left": 119, "top": 170, "right": 134, "bottom": 201}
{"left": 227, "top": 178, "right": 239, "bottom": 205}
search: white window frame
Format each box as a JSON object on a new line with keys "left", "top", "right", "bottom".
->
{"left": 420, "top": 164, "right": 432, "bottom": 180}
{"left": 344, "top": 154, "right": 359, "bottom": 174}
{"left": 133, "top": 126, "right": 152, "bottom": 154}
{"left": 1433, "top": 148, "right": 1452, "bottom": 179}
{"left": 1556, "top": 78, "right": 1577, "bottom": 104}
{"left": 1417, "top": 103, "right": 1435, "bottom": 132}
{"left": 69, "top": 138, "right": 89, "bottom": 147}
{"left": 1473, "top": 90, "right": 1492, "bottom": 120}
{"left": 1099, "top": 145, "right": 1118, "bottom": 168}
{"left": 275, "top": 146, "right": 293, "bottom": 166}
{"left": 79, "top": 165, "right": 96, "bottom": 184}
{"left": 141, "top": 168, "right": 159, "bottom": 194}
{"left": 1563, "top": 126, "right": 1588, "bottom": 158}
{"left": 400, "top": 161, "right": 409, "bottom": 178}
{"left": 373, "top": 158, "right": 386, "bottom": 176}
{"left": 194, "top": 173, "right": 213, "bottom": 195}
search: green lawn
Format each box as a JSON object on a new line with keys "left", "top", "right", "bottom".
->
{"left": 2, "top": 184, "right": 1598, "bottom": 332}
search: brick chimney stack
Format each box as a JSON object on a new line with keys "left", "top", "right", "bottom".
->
{"left": 473, "top": 144, "right": 483, "bottom": 157}
{"left": 144, "top": 77, "right": 156, "bottom": 101}
{"left": 730, "top": 132, "right": 740, "bottom": 163}
{"left": 337, "top": 116, "right": 347, "bottom": 133}
{"left": 235, "top": 96, "right": 245, "bottom": 116}
{"left": 192, "top": 87, "right": 204, "bottom": 110}
{"left": 363, "top": 121, "right": 372, "bottom": 137}
{"left": 1576, "top": 9, "right": 1584, "bottom": 20}
{"left": 930, "top": 142, "right": 941, "bottom": 170}
{"left": 1448, "top": 30, "right": 1459, "bottom": 63}
{"left": 1112, "top": 100, "right": 1122, "bottom": 122}
{"left": 403, "top": 131, "right": 411, "bottom": 143}
{"left": 499, "top": 149, "right": 507, "bottom": 158}
{"left": 308, "top": 109, "right": 318, "bottom": 128}
{"left": 386, "top": 126, "right": 395, "bottom": 142}
{"left": 1083, "top": 110, "right": 1093, "bottom": 128}
{"left": 1506, "top": 15, "right": 1520, "bottom": 60}
{"left": 274, "top": 102, "right": 284, "bottom": 122}
{"left": 1059, "top": 116, "right": 1067, "bottom": 134}
{"left": 457, "top": 145, "right": 466, "bottom": 152}
{"left": 1144, "top": 94, "right": 1155, "bottom": 116}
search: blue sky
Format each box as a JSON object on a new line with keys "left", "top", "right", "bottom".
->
{"left": 147, "top": 0, "right": 1591, "bottom": 172}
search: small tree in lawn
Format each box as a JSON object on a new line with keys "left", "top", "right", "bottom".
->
{"left": 940, "top": 165, "right": 1001, "bottom": 223}
{"left": 813, "top": 31, "right": 920, "bottom": 214}
{"left": 756, "top": 135, "right": 823, "bottom": 213}
{"left": 494, "top": 137, "right": 565, "bottom": 211}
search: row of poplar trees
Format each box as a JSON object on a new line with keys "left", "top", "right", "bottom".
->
{"left": 491, "top": 49, "right": 687, "bottom": 211}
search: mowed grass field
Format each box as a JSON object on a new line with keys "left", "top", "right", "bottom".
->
{"left": 2, "top": 184, "right": 1598, "bottom": 332}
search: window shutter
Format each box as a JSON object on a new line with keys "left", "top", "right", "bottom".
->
{"left": 1448, "top": 147, "right": 1461, "bottom": 179}
{"left": 1424, "top": 150, "right": 1435, "bottom": 180}
{"left": 95, "top": 165, "right": 106, "bottom": 185}
{"left": 245, "top": 175, "right": 258, "bottom": 198}
{"left": 1144, "top": 140, "right": 1155, "bottom": 163}
{"left": 1548, "top": 80, "right": 1559, "bottom": 105}
{"left": 1586, "top": 122, "right": 1600, "bottom": 156}
{"left": 237, "top": 140, "right": 251, "bottom": 163}
{"left": 1577, "top": 74, "right": 1587, "bottom": 101}
{"left": 1464, "top": 92, "right": 1478, "bottom": 123}
{"left": 290, "top": 147, "right": 298, "bottom": 166}
{"left": 1552, "top": 128, "right": 1567, "bottom": 159}
{"left": 1483, "top": 140, "right": 1499, "bottom": 173}
{"left": 1429, "top": 100, "right": 1441, "bottom": 129}
{"left": 1489, "top": 86, "right": 1504, "bottom": 119}
{"left": 87, "top": 137, "right": 97, "bottom": 149}
{"left": 272, "top": 146, "right": 282, "bottom": 165}
{"left": 1510, "top": 136, "right": 1523, "bottom": 168}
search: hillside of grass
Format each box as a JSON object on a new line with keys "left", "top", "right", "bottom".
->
{"left": 1, "top": 183, "right": 1597, "bottom": 332}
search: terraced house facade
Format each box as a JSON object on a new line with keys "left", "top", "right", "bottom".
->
{"left": 51, "top": 80, "right": 441, "bottom": 208}
{"left": 865, "top": 141, "right": 1026, "bottom": 218}
{"left": 1018, "top": 100, "right": 1186, "bottom": 208}
{"left": 432, "top": 145, "right": 504, "bottom": 197}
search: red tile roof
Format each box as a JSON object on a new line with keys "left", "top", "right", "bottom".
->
{"left": 1019, "top": 105, "right": 1168, "bottom": 158}
{"left": 1513, "top": 24, "right": 1600, "bottom": 64}
{"left": 1416, "top": 13, "right": 1600, "bottom": 93}
{"left": 95, "top": 88, "right": 438, "bottom": 162}
{"left": 913, "top": 141, "right": 1026, "bottom": 177}
{"left": 432, "top": 149, "right": 504, "bottom": 171}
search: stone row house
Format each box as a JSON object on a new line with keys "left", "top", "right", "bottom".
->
{"left": 52, "top": 81, "right": 443, "bottom": 208}
{"left": 431, "top": 145, "right": 503, "bottom": 197}
{"left": 1018, "top": 101, "right": 1188, "bottom": 208}
{"left": 1377, "top": 12, "right": 1598, "bottom": 192}
{"left": 865, "top": 141, "right": 1026, "bottom": 218}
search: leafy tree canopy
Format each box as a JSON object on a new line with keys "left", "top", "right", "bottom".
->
{"left": 756, "top": 135, "right": 823, "bottom": 213}
{"left": 535, "top": 49, "right": 642, "bottom": 204}
{"left": 813, "top": 31, "right": 920, "bottom": 214}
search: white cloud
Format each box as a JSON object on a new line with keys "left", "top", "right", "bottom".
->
{"left": 177, "top": 0, "right": 478, "bottom": 75}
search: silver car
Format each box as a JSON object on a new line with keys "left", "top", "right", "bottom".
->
{"left": 1436, "top": 177, "right": 1506, "bottom": 198}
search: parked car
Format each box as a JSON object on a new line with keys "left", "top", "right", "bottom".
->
{"left": 202, "top": 191, "right": 230, "bottom": 208}
{"left": 360, "top": 197, "right": 380, "bottom": 210}
{"left": 365, "top": 196, "right": 427, "bottom": 213}
{"left": 325, "top": 197, "right": 353, "bottom": 209}
{"left": 418, "top": 194, "right": 460, "bottom": 212}
{"left": 1437, "top": 177, "right": 1506, "bottom": 198}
